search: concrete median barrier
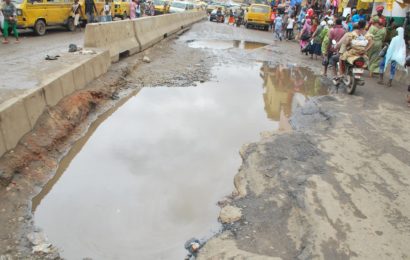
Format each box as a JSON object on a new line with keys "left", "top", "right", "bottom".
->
{"left": 0, "top": 50, "right": 110, "bottom": 157}
{"left": 85, "top": 11, "right": 206, "bottom": 60}
{"left": 84, "top": 20, "right": 140, "bottom": 62}
{"left": 0, "top": 11, "right": 206, "bottom": 158}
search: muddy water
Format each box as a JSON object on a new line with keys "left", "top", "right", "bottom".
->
{"left": 33, "top": 63, "right": 326, "bottom": 260}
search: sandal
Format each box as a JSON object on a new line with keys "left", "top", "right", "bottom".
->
{"left": 2, "top": 40, "right": 9, "bottom": 44}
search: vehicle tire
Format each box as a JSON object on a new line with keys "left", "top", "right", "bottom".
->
{"left": 246, "top": 23, "right": 250, "bottom": 29}
{"left": 122, "top": 12, "right": 128, "bottom": 20}
{"left": 34, "top": 19, "right": 46, "bottom": 36}
{"left": 346, "top": 70, "right": 357, "bottom": 95}
{"left": 67, "top": 17, "right": 75, "bottom": 32}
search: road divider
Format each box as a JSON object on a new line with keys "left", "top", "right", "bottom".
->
{"left": 85, "top": 11, "right": 206, "bottom": 61}
{"left": 0, "top": 50, "right": 110, "bottom": 157}
{"left": 0, "top": 11, "right": 205, "bottom": 158}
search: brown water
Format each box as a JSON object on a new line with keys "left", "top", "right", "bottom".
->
{"left": 187, "top": 40, "right": 267, "bottom": 50}
{"left": 33, "top": 63, "right": 326, "bottom": 260}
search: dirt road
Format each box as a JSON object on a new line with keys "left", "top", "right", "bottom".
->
{"left": 0, "top": 30, "right": 83, "bottom": 104}
{"left": 0, "top": 20, "right": 409, "bottom": 259}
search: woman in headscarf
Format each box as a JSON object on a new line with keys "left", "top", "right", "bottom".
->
{"left": 299, "top": 18, "right": 312, "bottom": 51}
{"left": 367, "top": 17, "right": 386, "bottom": 77}
{"left": 378, "top": 27, "right": 406, "bottom": 87}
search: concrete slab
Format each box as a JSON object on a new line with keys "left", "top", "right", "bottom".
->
{"left": 22, "top": 89, "right": 47, "bottom": 128}
{"left": 42, "top": 79, "right": 64, "bottom": 107}
{"left": 0, "top": 99, "right": 31, "bottom": 150}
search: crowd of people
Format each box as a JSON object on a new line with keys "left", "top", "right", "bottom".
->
{"left": 271, "top": 3, "right": 410, "bottom": 105}
{"left": 77, "top": 0, "right": 157, "bottom": 28}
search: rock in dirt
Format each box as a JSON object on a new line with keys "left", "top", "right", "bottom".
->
{"left": 32, "top": 243, "right": 53, "bottom": 254}
{"left": 27, "top": 232, "right": 48, "bottom": 246}
{"left": 219, "top": 205, "right": 242, "bottom": 224}
{"left": 143, "top": 56, "right": 151, "bottom": 63}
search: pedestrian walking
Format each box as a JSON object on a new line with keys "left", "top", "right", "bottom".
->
{"left": 71, "top": 0, "right": 82, "bottom": 31}
{"left": 274, "top": 14, "right": 284, "bottom": 41}
{"left": 100, "top": 0, "right": 112, "bottom": 22}
{"left": 310, "top": 20, "right": 326, "bottom": 59}
{"left": 367, "top": 17, "right": 386, "bottom": 77}
{"left": 1, "top": 0, "right": 19, "bottom": 44}
{"left": 136, "top": 1, "right": 142, "bottom": 18}
{"left": 229, "top": 9, "right": 235, "bottom": 25}
{"left": 286, "top": 14, "right": 295, "bottom": 40}
{"left": 150, "top": 2, "right": 155, "bottom": 16}
{"left": 378, "top": 27, "right": 406, "bottom": 87}
{"left": 130, "top": 0, "right": 137, "bottom": 19}
{"left": 297, "top": 7, "right": 306, "bottom": 32}
{"left": 299, "top": 18, "right": 312, "bottom": 51}
{"left": 85, "top": 0, "right": 98, "bottom": 23}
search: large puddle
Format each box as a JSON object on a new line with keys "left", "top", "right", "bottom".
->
{"left": 33, "top": 62, "right": 327, "bottom": 259}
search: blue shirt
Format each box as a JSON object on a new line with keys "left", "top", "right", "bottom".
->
{"left": 275, "top": 16, "right": 283, "bottom": 30}
{"left": 298, "top": 10, "right": 306, "bottom": 23}
{"left": 351, "top": 14, "right": 365, "bottom": 23}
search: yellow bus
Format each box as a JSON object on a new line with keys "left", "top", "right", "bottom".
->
{"left": 112, "top": 0, "right": 130, "bottom": 19}
{"left": 14, "top": 0, "right": 107, "bottom": 36}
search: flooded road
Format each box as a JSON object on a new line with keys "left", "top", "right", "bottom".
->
{"left": 33, "top": 63, "right": 326, "bottom": 259}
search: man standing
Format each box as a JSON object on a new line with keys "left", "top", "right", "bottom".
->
{"left": 85, "top": 0, "right": 98, "bottom": 24}
{"left": 1, "top": 0, "right": 19, "bottom": 44}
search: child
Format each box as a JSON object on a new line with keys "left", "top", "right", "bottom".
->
{"left": 1, "top": 0, "right": 19, "bottom": 44}
{"left": 286, "top": 14, "right": 295, "bottom": 40}
{"left": 100, "top": 0, "right": 112, "bottom": 22}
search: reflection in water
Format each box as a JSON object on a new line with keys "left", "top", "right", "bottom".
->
{"left": 33, "top": 64, "right": 276, "bottom": 260}
{"left": 32, "top": 90, "right": 139, "bottom": 212}
{"left": 188, "top": 40, "right": 267, "bottom": 50}
{"left": 260, "top": 62, "right": 328, "bottom": 131}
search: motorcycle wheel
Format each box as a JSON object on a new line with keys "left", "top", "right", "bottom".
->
{"left": 346, "top": 70, "right": 357, "bottom": 95}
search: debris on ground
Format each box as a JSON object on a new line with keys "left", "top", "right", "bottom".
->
{"left": 219, "top": 205, "right": 242, "bottom": 224}
{"left": 143, "top": 56, "right": 151, "bottom": 63}
{"left": 184, "top": 238, "right": 202, "bottom": 260}
{"left": 45, "top": 55, "right": 60, "bottom": 61}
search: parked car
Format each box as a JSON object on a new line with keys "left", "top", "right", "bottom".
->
{"left": 169, "top": 1, "right": 193, "bottom": 13}
{"left": 244, "top": 4, "right": 271, "bottom": 31}
{"left": 153, "top": 0, "right": 170, "bottom": 15}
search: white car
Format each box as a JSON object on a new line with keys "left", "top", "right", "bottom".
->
{"left": 169, "top": 1, "right": 194, "bottom": 13}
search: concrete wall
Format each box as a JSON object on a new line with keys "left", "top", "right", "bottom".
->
{"left": 0, "top": 50, "right": 110, "bottom": 156}
{"left": 0, "top": 11, "right": 205, "bottom": 158}
{"left": 85, "top": 11, "right": 206, "bottom": 61}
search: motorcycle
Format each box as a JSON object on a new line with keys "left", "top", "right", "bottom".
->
{"left": 217, "top": 14, "right": 224, "bottom": 23}
{"left": 334, "top": 57, "right": 366, "bottom": 95}
{"left": 236, "top": 16, "right": 243, "bottom": 27}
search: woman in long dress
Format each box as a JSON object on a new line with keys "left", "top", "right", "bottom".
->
{"left": 367, "top": 17, "right": 386, "bottom": 76}
{"left": 299, "top": 18, "right": 312, "bottom": 50}
{"left": 130, "top": 0, "right": 137, "bottom": 19}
